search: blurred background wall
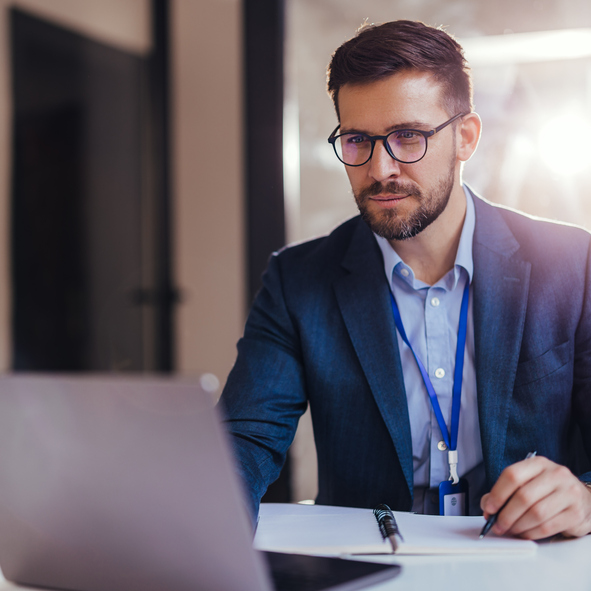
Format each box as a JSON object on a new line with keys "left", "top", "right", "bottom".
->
{"left": 0, "top": 0, "right": 244, "bottom": 386}
{"left": 171, "top": 0, "right": 244, "bottom": 384}
{"left": 1, "top": 0, "right": 590, "bottom": 502}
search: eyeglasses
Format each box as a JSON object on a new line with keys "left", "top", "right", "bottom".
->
{"left": 327, "top": 112, "right": 468, "bottom": 167}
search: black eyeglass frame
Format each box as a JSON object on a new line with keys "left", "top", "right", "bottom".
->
{"left": 327, "top": 112, "right": 469, "bottom": 167}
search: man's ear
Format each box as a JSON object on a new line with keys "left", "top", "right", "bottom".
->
{"left": 457, "top": 112, "right": 482, "bottom": 162}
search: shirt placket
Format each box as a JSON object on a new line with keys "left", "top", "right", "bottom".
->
{"left": 425, "top": 286, "right": 453, "bottom": 487}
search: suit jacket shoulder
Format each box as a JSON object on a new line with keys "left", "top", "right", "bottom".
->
{"left": 472, "top": 192, "right": 591, "bottom": 261}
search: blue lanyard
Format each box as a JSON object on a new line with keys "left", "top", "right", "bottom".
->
{"left": 389, "top": 281, "right": 470, "bottom": 480}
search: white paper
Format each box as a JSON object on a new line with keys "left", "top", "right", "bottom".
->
{"left": 254, "top": 503, "right": 537, "bottom": 556}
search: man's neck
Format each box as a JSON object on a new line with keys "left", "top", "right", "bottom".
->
{"left": 388, "top": 186, "right": 467, "bottom": 286}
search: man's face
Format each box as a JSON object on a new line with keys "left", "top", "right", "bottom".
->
{"left": 337, "top": 70, "right": 461, "bottom": 241}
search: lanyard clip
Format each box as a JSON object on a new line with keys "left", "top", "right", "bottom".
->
{"left": 448, "top": 449, "right": 459, "bottom": 485}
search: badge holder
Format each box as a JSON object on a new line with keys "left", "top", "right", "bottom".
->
{"left": 439, "top": 478, "right": 469, "bottom": 516}
{"left": 439, "top": 450, "right": 469, "bottom": 516}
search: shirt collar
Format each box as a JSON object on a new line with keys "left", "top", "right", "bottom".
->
{"left": 374, "top": 184, "right": 475, "bottom": 291}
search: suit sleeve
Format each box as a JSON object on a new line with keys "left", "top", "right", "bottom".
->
{"left": 573, "top": 237, "right": 591, "bottom": 482}
{"left": 218, "top": 253, "right": 308, "bottom": 520}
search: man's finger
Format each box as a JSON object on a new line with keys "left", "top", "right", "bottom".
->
{"left": 503, "top": 487, "right": 566, "bottom": 536}
{"left": 481, "top": 456, "right": 545, "bottom": 515}
{"left": 513, "top": 506, "right": 578, "bottom": 540}
{"left": 490, "top": 463, "right": 569, "bottom": 535}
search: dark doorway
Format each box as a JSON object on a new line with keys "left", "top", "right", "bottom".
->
{"left": 11, "top": 9, "right": 166, "bottom": 372}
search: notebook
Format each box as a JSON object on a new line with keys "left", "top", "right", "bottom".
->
{"left": 254, "top": 503, "right": 538, "bottom": 556}
{"left": 0, "top": 374, "right": 401, "bottom": 591}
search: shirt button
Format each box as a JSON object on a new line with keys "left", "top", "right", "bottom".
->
{"left": 431, "top": 297, "right": 440, "bottom": 307}
{"left": 400, "top": 268, "right": 410, "bottom": 277}
{"left": 437, "top": 440, "right": 448, "bottom": 451}
{"left": 435, "top": 368, "right": 445, "bottom": 379}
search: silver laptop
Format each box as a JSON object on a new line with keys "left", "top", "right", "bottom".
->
{"left": 0, "top": 374, "right": 400, "bottom": 591}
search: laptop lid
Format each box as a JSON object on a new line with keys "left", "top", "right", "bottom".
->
{"left": 0, "top": 374, "right": 272, "bottom": 591}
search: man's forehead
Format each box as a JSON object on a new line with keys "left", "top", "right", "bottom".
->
{"left": 337, "top": 70, "right": 447, "bottom": 130}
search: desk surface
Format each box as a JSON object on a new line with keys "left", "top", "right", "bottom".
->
{"left": 349, "top": 535, "right": 591, "bottom": 591}
{"left": 1, "top": 511, "right": 589, "bottom": 591}
{"left": 255, "top": 503, "right": 591, "bottom": 591}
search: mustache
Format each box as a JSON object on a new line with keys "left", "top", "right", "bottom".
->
{"left": 356, "top": 181, "right": 421, "bottom": 200}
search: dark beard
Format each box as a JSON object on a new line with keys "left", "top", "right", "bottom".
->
{"left": 354, "top": 167, "right": 455, "bottom": 241}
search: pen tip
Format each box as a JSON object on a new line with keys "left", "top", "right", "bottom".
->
{"left": 478, "top": 534, "right": 483, "bottom": 540}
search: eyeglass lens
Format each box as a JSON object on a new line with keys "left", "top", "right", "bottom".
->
{"left": 336, "top": 131, "right": 427, "bottom": 165}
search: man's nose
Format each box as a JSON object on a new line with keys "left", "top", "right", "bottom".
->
{"left": 368, "top": 140, "right": 401, "bottom": 183}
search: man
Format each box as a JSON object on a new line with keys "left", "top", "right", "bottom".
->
{"left": 220, "top": 20, "right": 591, "bottom": 539}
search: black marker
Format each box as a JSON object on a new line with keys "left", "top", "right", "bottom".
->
{"left": 479, "top": 451, "right": 537, "bottom": 539}
{"left": 374, "top": 504, "right": 404, "bottom": 552}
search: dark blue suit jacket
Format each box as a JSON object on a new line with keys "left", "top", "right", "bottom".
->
{"left": 220, "top": 191, "right": 591, "bottom": 518}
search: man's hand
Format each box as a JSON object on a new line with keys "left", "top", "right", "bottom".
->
{"left": 480, "top": 456, "right": 591, "bottom": 540}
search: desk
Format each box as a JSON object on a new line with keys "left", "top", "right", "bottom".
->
{"left": 347, "top": 535, "right": 591, "bottom": 590}
{"left": 0, "top": 516, "right": 589, "bottom": 591}
{"left": 256, "top": 503, "right": 591, "bottom": 591}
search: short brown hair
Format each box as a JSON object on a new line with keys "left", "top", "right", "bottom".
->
{"left": 327, "top": 20, "right": 473, "bottom": 119}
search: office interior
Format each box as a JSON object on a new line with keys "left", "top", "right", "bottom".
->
{"left": 1, "top": 0, "right": 590, "bottom": 505}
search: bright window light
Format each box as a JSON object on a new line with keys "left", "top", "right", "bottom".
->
{"left": 538, "top": 114, "right": 591, "bottom": 175}
{"left": 462, "top": 29, "right": 591, "bottom": 66}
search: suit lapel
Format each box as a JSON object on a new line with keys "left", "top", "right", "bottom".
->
{"left": 471, "top": 193, "right": 531, "bottom": 486}
{"left": 333, "top": 221, "right": 414, "bottom": 497}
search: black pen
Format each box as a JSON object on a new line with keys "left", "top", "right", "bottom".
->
{"left": 479, "top": 451, "right": 537, "bottom": 539}
{"left": 374, "top": 504, "right": 404, "bottom": 552}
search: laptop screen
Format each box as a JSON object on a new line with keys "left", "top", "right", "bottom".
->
{"left": 0, "top": 374, "right": 272, "bottom": 591}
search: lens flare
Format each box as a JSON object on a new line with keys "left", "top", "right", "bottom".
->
{"left": 538, "top": 114, "right": 591, "bottom": 175}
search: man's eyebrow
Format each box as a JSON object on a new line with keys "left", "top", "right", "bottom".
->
{"left": 386, "top": 121, "right": 430, "bottom": 132}
{"left": 339, "top": 121, "right": 432, "bottom": 135}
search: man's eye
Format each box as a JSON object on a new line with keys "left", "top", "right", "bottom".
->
{"left": 345, "top": 134, "right": 368, "bottom": 145}
{"left": 395, "top": 131, "right": 420, "bottom": 141}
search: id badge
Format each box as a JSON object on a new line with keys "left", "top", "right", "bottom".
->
{"left": 439, "top": 478, "right": 469, "bottom": 516}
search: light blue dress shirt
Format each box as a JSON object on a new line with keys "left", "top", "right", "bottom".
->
{"left": 374, "top": 186, "right": 485, "bottom": 515}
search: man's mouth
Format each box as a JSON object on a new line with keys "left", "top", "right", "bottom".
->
{"left": 355, "top": 182, "right": 421, "bottom": 209}
{"left": 370, "top": 194, "right": 407, "bottom": 201}
{"left": 368, "top": 194, "right": 409, "bottom": 207}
